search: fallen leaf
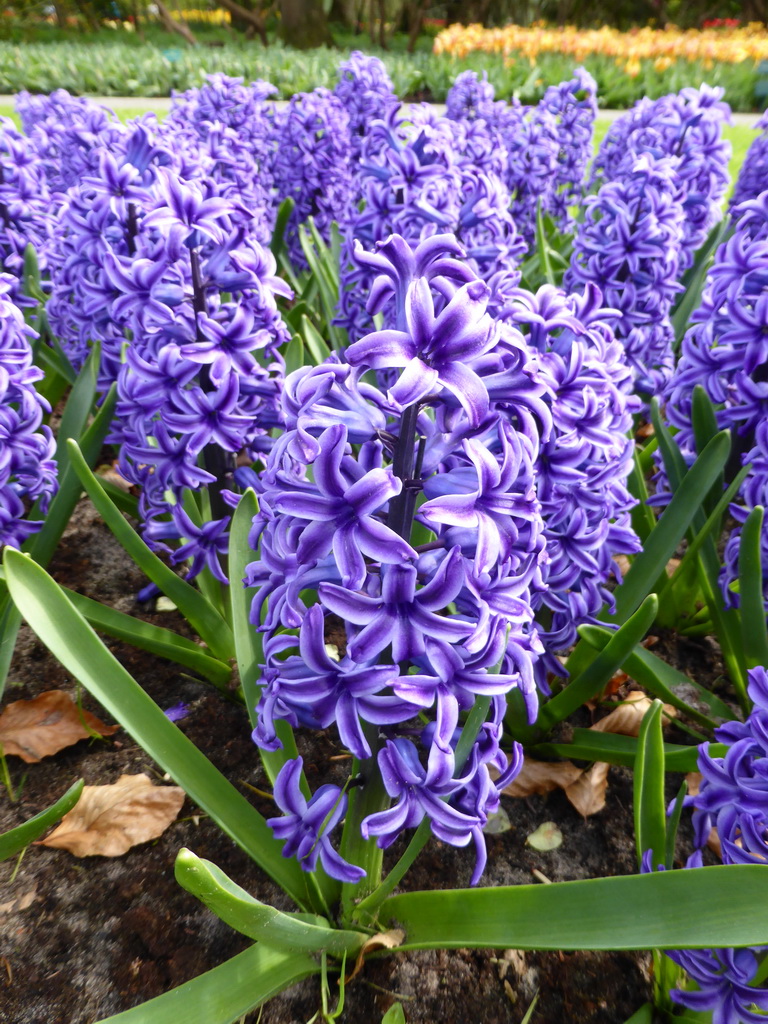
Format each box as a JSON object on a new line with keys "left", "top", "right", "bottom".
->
{"left": 39, "top": 773, "right": 185, "bottom": 857}
{"left": 526, "top": 821, "right": 563, "bottom": 851}
{"left": 96, "top": 463, "right": 133, "bottom": 492}
{"left": 591, "top": 690, "right": 677, "bottom": 737}
{"left": 685, "top": 772, "right": 702, "bottom": 797}
{"left": 564, "top": 761, "right": 610, "bottom": 817}
{"left": 0, "top": 691, "right": 119, "bottom": 763}
{"left": 483, "top": 807, "right": 512, "bottom": 834}
{"left": 502, "top": 757, "right": 582, "bottom": 797}
{"left": 613, "top": 554, "right": 631, "bottom": 577}
{"left": 0, "top": 888, "right": 37, "bottom": 915}
{"left": 347, "top": 929, "right": 404, "bottom": 982}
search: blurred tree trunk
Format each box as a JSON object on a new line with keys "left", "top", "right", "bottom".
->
{"left": 155, "top": 0, "right": 198, "bottom": 43}
{"left": 278, "top": 0, "right": 334, "bottom": 48}
{"left": 218, "top": 0, "right": 268, "bottom": 44}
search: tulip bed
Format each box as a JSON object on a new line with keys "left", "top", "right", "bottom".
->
{"left": 3, "top": 60, "right": 768, "bottom": 1023}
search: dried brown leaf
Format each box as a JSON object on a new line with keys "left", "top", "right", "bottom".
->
{"left": 502, "top": 757, "right": 582, "bottom": 798}
{"left": 39, "top": 773, "right": 185, "bottom": 857}
{"left": 0, "top": 690, "right": 119, "bottom": 763}
{"left": 564, "top": 761, "right": 610, "bottom": 817}
{"left": 591, "top": 690, "right": 677, "bottom": 737}
{"left": 685, "top": 772, "right": 702, "bottom": 797}
{"left": 347, "top": 929, "right": 405, "bottom": 982}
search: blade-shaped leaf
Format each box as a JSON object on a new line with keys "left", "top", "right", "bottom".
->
{"left": 175, "top": 849, "right": 365, "bottom": 955}
{"left": 380, "top": 865, "right": 768, "bottom": 950}
{"left": 0, "top": 779, "right": 84, "bottom": 862}
{"left": 578, "top": 625, "right": 727, "bottom": 728}
{"left": 540, "top": 595, "right": 658, "bottom": 732}
{"left": 2, "top": 549, "right": 313, "bottom": 911}
{"left": 611, "top": 430, "right": 730, "bottom": 624}
{"left": 532, "top": 732, "right": 724, "bottom": 773}
{"left": 634, "top": 700, "right": 666, "bottom": 871}
{"left": 92, "top": 942, "right": 319, "bottom": 1024}
{"left": 66, "top": 439, "right": 234, "bottom": 663}
{"left": 739, "top": 505, "right": 768, "bottom": 669}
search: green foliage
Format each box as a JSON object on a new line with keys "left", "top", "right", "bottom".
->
{"left": 0, "top": 34, "right": 761, "bottom": 111}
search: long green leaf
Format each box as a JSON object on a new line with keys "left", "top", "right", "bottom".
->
{"left": 2, "top": 549, "right": 312, "bottom": 911}
{"left": 380, "top": 865, "right": 768, "bottom": 950}
{"left": 93, "top": 942, "right": 319, "bottom": 1024}
{"left": 300, "top": 313, "right": 331, "bottom": 365}
{"left": 532, "top": 732, "right": 724, "bottom": 773}
{"left": 540, "top": 595, "right": 658, "bottom": 732}
{"left": 535, "top": 202, "right": 555, "bottom": 286}
{"left": 739, "top": 505, "right": 768, "bottom": 669}
{"left": 611, "top": 431, "right": 730, "bottom": 624}
{"left": 578, "top": 625, "right": 727, "bottom": 728}
{"left": 634, "top": 700, "right": 666, "bottom": 872}
{"left": 0, "top": 779, "right": 83, "bottom": 862}
{"left": 67, "top": 439, "right": 234, "bottom": 662}
{"left": 25, "top": 379, "right": 118, "bottom": 570}
{"left": 58, "top": 584, "right": 232, "bottom": 687}
{"left": 670, "top": 219, "right": 729, "bottom": 347}
{"left": 175, "top": 849, "right": 365, "bottom": 955}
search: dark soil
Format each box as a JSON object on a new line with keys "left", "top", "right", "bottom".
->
{"left": 0, "top": 495, "right": 722, "bottom": 1024}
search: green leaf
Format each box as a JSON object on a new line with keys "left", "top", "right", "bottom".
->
{"left": 578, "top": 626, "right": 727, "bottom": 728}
{"left": 739, "top": 506, "right": 768, "bottom": 669}
{"left": 539, "top": 595, "right": 658, "bottom": 732}
{"left": 634, "top": 700, "right": 666, "bottom": 872}
{"left": 55, "top": 584, "right": 232, "bottom": 688}
{"left": 2, "top": 549, "right": 314, "bottom": 911}
{"left": 627, "top": 447, "right": 658, "bottom": 543}
{"left": 66, "top": 439, "right": 234, "bottom": 663}
{"left": 671, "top": 219, "right": 729, "bottom": 347}
{"left": 175, "top": 849, "right": 366, "bottom": 955}
{"left": 622, "top": 1004, "right": 653, "bottom": 1024}
{"left": 381, "top": 1005, "right": 407, "bottom": 1024}
{"left": 92, "top": 942, "right": 319, "bottom": 1024}
{"left": 0, "top": 779, "right": 83, "bottom": 862}
{"left": 532, "top": 731, "right": 720, "bottom": 772}
{"left": 380, "top": 865, "right": 768, "bottom": 950}
{"left": 535, "top": 201, "right": 555, "bottom": 286}
{"left": 611, "top": 430, "right": 730, "bottom": 625}
{"left": 300, "top": 313, "right": 331, "bottom": 365}
{"left": 284, "top": 333, "right": 305, "bottom": 376}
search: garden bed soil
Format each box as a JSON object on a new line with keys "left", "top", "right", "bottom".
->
{"left": 0, "top": 495, "right": 722, "bottom": 1024}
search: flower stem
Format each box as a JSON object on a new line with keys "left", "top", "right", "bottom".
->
{"left": 189, "top": 247, "right": 234, "bottom": 523}
{"left": 337, "top": 722, "right": 388, "bottom": 928}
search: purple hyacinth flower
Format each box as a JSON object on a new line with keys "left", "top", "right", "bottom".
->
{"left": 267, "top": 757, "right": 365, "bottom": 883}
{"left": 319, "top": 546, "right": 472, "bottom": 664}
{"left": 345, "top": 273, "right": 498, "bottom": 427}
{"left": 419, "top": 422, "right": 539, "bottom": 574}
{"left": 270, "top": 423, "right": 417, "bottom": 589}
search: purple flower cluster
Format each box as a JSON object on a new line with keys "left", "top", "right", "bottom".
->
{"left": 731, "top": 110, "right": 768, "bottom": 209}
{"left": 539, "top": 68, "right": 598, "bottom": 231}
{"left": 252, "top": 233, "right": 550, "bottom": 883}
{"left": 0, "top": 274, "right": 56, "bottom": 547}
{"left": 445, "top": 71, "right": 498, "bottom": 124}
{"left": 334, "top": 51, "right": 397, "bottom": 162}
{"left": 106, "top": 165, "right": 291, "bottom": 580}
{"left": 495, "top": 282, "right": 640, "bottom": 659}
{"left": 663, "top": 193, "right": 768, "bottom": 608}
{"left": 592, "top": 85, "right": 732, "bottom": 271}
{"left": 566, "top": 153, "right": 685, "bottom": 393}
{"left": 272, "top": 89, "right": 354, "bottom": 269}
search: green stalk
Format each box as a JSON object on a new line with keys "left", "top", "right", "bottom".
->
{"left": 337, "top": 721, "right": 388, "bottom": 928}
